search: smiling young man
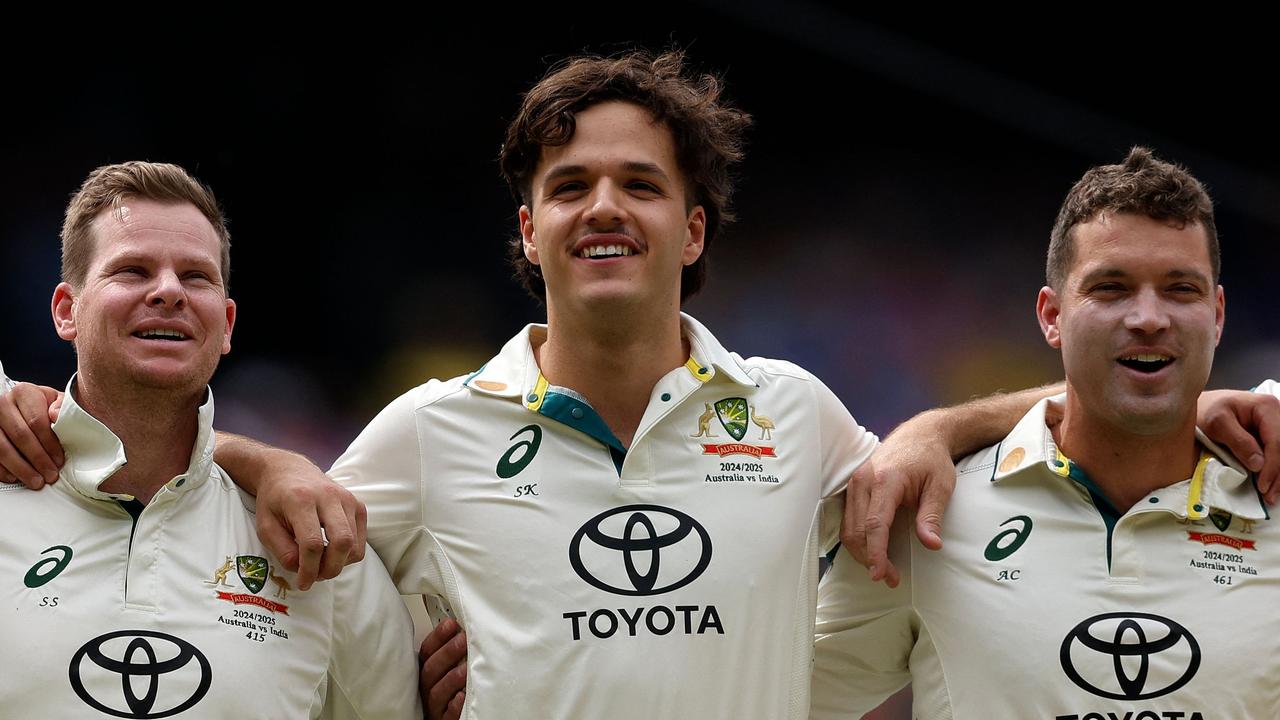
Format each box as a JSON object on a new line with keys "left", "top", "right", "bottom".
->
{"left": 812, "top": 148, "right": 1280, "bottom": 719}
{"left": 0, "top": 162, "right": 420, "bottom": 718}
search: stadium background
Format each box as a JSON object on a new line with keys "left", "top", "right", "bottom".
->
{"left": 2, "top": 8, "right": 1277, "bottom": 718}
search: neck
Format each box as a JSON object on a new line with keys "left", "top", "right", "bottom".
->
{"left": 538, "top": 300, "right": 687, "bottom": 447}
{"left": 73, "top": 369, "right": 202, "bottom": 504}
{"left": 1051, "top": 391, "right": 1200, "bottom": 512}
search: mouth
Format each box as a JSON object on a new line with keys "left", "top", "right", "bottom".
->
{"left": 133, "top": 329, "right": 189, "bottom": 342}
{"left": 578, "top": 244, "right": 635, "bottom": 260}
{"left": 1117, "top": 353, "right": 1174, "bottom": 374}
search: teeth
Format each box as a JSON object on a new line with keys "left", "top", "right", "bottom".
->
{"left": 579, "top": 245, "right": 634, "bottom": 258}
{"left": 1121, "top": 353, "right": 1171, "bottom": 362}
{"left": 139, "top": 329, "right": 187, "bottom": 340}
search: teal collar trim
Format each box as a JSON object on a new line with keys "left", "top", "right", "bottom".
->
{"left": 538, "top": 389, "right": 627, "bottom": 475}
{"left": 1052, "top": 454, "right": 1123, "bottom": 571}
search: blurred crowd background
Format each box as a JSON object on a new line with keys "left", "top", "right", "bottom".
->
{"left": 3, "top": 8, "right": 1276, "bottom": 717}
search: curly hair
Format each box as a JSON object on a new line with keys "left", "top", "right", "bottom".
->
{"left": 1047, "top": 147, "right": 1218, "bottom": 288}
{"left": 499, "top": 50, "right": 752, "bottom": 303}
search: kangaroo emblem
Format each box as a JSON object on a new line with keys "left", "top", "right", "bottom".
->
{"left": 269, "top": 568, "right": 292, "bottom": 599}
{"left": 691, "top": 403, "right": 718, "bottom": 438}
{"left": 206, "top": 556, "right": 234, "bottom": 587}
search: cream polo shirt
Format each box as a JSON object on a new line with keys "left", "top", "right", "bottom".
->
{"left": 332, "top": 314, "right": 878, "bottom": 720}
{"left": 0, "top": 379, "right": 421, "bottom": 719}
{"left": 813, "top": 393, "right": 1278, "bottom": 720}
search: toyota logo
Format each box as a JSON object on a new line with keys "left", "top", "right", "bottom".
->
{"left": 69, "top": 630, "right": 212, "bottom": 718}
{"left": 1060, "top": 613, "right": 1200, "bottom": 700}
{"left": 569, "top": 504, "right": 713, "bottom": 596}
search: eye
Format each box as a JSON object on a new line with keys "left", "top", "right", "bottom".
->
{"left": 627, "top": 180, "right": 661, "bottom": 194}
{"left": 550, "top": 181, "right": 587, "bottom": 197}
{"left": 1089, "top": 282, "right": 1126, "bottom": 295}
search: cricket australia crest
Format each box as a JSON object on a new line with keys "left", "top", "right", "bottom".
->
{"left": 236, "top": 556, "right": 269, "bottom": 594}
{"left": 714, "top": 398, "right": 749, "bottom": 441}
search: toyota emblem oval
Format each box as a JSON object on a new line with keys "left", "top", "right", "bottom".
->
{"left": 569, "top": 504, "right": 713, "bottom": 596}
{"left": 1059, "top": 612, "right": 1200, "bottom": 700}
{"left": 69, "top": 630, "right": 212, "bottom": 718}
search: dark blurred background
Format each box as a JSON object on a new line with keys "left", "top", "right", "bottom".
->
{"left": 9, "top": 7, "right": 1277, "bottom": 461}
{"left": 3, "top": 6, "right": 1277, "bottom": 717}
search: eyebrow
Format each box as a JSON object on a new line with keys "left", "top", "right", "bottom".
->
{"left": 1078, "top": 268, "right": 1212, "bottom": 286}
{"left": 541, "top": 161, "right": 672, "bottom": 186}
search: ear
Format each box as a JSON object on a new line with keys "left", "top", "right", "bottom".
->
{"left": 222, "top": 298, "right": 237, "bottom": 355}
{"left": 51, "top": 283, "right": 78, "bottom": 342}
{"left": 682, "top": 205, "right": 706, "bottom": 266}
{"left": 519, "top": 205, "right": 539, "bottom": 266}
{"left": 1213, "top": 285, "right": 1225, "bottom": 346}
{"left": 1036, "top": 286, "right": 1063, "bottom": 349}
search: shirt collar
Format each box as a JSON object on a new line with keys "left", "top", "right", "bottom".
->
{"left": 52, "top": 374, "right": 218, "bottom": 502}
{"left": 463, "top": 312, "right": 757, "bottom": 401}
{"left": 991, "top": 394, "right": 1264, "bottom": 520}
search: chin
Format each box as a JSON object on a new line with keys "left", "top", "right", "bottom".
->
{"left": 1108, "top": 397, "right": 1194, "bottom": 436}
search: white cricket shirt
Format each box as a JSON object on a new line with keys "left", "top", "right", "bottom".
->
{"left": 332, "top": 314, "right": 877, "bottom": 719}
{"left": 0, "top": 378, "right": 421, "bottom": 719}
{"left": 813, "top": 393, "right": 1279, "bottom": 720}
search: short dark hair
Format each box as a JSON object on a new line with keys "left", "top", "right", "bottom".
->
{"left": 499, "top": 49, "right": 752, "bottom": 303}
{"left": 63, "top": 161, "right": 230, "bottom": 290}
{"left": 1047, "top": 146, "right": 1218, "bottom": 288}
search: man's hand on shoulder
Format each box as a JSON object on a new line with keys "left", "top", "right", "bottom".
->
{"left": 0, "top": 382, "right": 65, "bottom": 489}
{"left": 842, "top": 410, "right": 954, "bottom": 588}
{"left": 1197, "top": 388, "right": 1280, "bottom": 503}
{"left": 420, "top": 618, "right": 467, "bottom": 720}
{"left": 215, "top": 433, "right": 368, "bottom": 590}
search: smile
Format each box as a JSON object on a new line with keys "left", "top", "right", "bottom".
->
{"left": 579, "top": 245, "right": 634, "bottom": 259}
{"left": 133, "top": 329, "right": 189, "bottom": 341}
{"left": 1117, "top": 353, "right": 1173, "bottom": 373}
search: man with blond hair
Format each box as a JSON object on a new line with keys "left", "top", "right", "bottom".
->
{"left": 0, "top": 161, "right": 419, "bottom": 718}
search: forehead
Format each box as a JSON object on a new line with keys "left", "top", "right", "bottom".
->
{"left": 533, "top": 101, "right": 682, "bottom": 181}
{"left": 1068, "top": 212, "right": 1213, "bottom": 279}
{"left": 88, "top": 199, "right": 220, "bottom": 264}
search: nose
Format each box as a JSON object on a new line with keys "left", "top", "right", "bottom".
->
{"left": 1124, "top": 287, "right": 1171, "bottom": 335}
{"left": 584, "top": 181, "right": 628, "bottom": 227}
{"left": 146, "top": 270, "right": 186, "bottom": 308}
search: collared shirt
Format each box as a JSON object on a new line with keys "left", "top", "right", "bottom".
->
{"left": 332, "top": 313, "right": 877, "bottom": 719}
{"left": 813, "top": 392, "right": 1279, "bottom": 720}
{"left": 0, "top": 377, "right": 420, "bottom": 719}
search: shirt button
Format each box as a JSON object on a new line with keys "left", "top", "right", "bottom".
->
{"left": 1148, "top": 497, "right": 1160, "bottom": 504}
{"left": 175, "top": 478, "right": 186, "bottom": 487}
{"left": 570, "top": 407, "right": 584, "bottom": 419}
{"left": 527, "top": 393, "right": 539, "bottom": 403}
{"left": 697, "top": 367, "right": 708, "bottom": 375}
{"left": 1193, "top": 503, "right": 1204, "bottom": 513}
{"left": 660, "top": 393, "right": 671, "bottom": 402}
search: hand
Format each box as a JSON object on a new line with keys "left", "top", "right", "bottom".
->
{"left": 842, "top": 414, "right": 955, "bottom": 588}
{"left": 251, "top": 452, "right": 367, "bottom": 590}
{"left": 1198, "top": 389, "right": 1280, "bottom": 503}
{"left": 420, "top": 618, "right": 467, "bottom": 720}
{"left": 0, "top": 383, "right": 65, "bottom": 489}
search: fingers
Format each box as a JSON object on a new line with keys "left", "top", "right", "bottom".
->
{"left": 310, "top": 482, "right": 367, "bottom": 581}
{"left": 255, "top": 512, "right": 302, "bottom": 575}
{"left": 0, "top": 383, "right": 65, "bottom": 487}
{"left": 1251, "top": 396, "right": 1280, "bottom": 503}
{"left": 839, "top": 463, "right": 874, "bottom": 568}
{"left": 443, "top": 691, "right": 465, "bottom": 720}
{"left": 421, "top": 620, "right": 468, "bottom": 720}
{"left": 914, "top": 471, "right": 955, "bottom": 551}
{"left": 0, "top": 431, "right": 45, "bottom": 489}
{"left": 864, "top": 465, "right": 907, "bottom": 587}
{"left": 1207, "top": 408, "right": 1265, "bottom": 477}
